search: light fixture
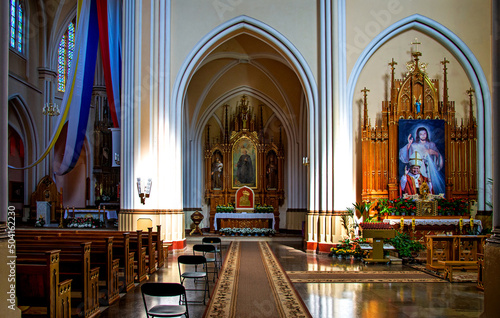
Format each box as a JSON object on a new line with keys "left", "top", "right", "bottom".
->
{"left": 43, "top": 102, "right": 60, "bottom": 116}
{"left": 137, "top": 177, "right": 152, "bottom": 205}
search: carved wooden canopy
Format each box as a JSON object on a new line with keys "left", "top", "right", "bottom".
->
{"left": 361, "top": 50, "right": 477, "bottom": 202}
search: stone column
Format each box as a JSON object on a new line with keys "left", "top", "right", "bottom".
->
{"left": 1, "top": 0, "right": 8, "bottom": 224}
{"left": 308, "top": 0, "right": 349, "bottom": 253}
{"left": 1, "top": 3, "right": 21, "bottom": 317}
{"left": 481, "top": 2, "right": 500, "bottom": 317}
{"left": 119, "top": 0, "right": 184, "bottom": 248}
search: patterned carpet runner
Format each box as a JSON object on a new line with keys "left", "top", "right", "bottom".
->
{"left": 203, "top": 241, "right": 311, "bottom": 318}
{"left": 287, "top": 270, "right": 446, "bottom": 283}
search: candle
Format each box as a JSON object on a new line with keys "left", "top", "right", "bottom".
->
{"left": 459, "top": 218, "right": 463, "bottom": 231}
{"left": 470, "top": 216, "right": 474, "bottom": 229}
{"left": 412, "top": 218, "right": 416, "bottom": 231}
{"left": 400, "top": 217, "right": 404, "bottom": 231}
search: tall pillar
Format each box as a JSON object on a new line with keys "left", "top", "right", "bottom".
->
{"left": 38, "top": 69, "right": 57, "bottom": 176}
{"left": 1, "top": 0, "right": 9, "bottom": 224}
{"left": 1, "top": 3, "right": 21, "bottom": 317}
{"left": 119, "top": 0, "right": 184, "bottom": 248}
{"left": 481, "top": 2, "right": 500, "bottom": 317}
{"left": 308, "top": 0, "right": 349, "bottom": 253}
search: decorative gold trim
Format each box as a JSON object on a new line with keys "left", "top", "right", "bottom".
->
{"left": 119, "top": 209, "right": 184, "bottom": 214}
{"left": 204, "top": 242, "right": 240, "bottom": 318}
{"left": 259, "top": 242, "right": 312, "bottom": 318}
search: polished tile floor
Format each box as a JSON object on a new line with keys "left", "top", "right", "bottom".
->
{"left": 99, "top": 236, "right": 484, "bottom": 318}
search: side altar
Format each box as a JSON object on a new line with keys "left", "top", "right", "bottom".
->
{"left": 204, "top": 96, "right": 285, "bottom": 233}
{"left": 360, "top": 43, "right": 480, "bottom": 241}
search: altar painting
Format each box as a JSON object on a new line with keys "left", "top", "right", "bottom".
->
{"left": 232, "top": 138, "right": 257, "bottom": 188}
{"left": 398, "top": 119, "right": 445, "bottom": 196}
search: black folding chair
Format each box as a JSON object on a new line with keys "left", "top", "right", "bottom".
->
{"left": 193, "top": 244, "right": 219, "bottom": 282}
{"left": 202, "top": 237, "right": 223, "bottom": 268}
{"left": 141, "top": 282, "right": 189, "bottom": 318}
{"left": 177, "top": 255, "right": 210, "bottom": 305}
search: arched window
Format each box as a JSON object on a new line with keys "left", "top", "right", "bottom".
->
{"left": 57, "top": 19, "right": 76, "bottom": 92}
{"left": 10, "top": 0, "right": 24, "bottom": 54}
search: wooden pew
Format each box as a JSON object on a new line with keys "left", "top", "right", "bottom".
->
{"left": 16, "top": 229, "right": 138, "bottom": 290}
{"left": 16, "top": 250, "right": 72, "bottom": 318}
{"left": 425, "top": 235, "right": 488, "bottom": 272}
{"left": 16, "top": 241, "right": 100, "bottom": 318}
{"left": 73, "top": 228, "right": 160, "bottom": 275}
{"left": 16, "top": 235, "right": 120, "bottom": 305}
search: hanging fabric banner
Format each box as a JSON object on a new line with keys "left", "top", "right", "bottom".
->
{"left": 54, "top": 0, "right": 100, "bottom": 175}
{"left": 96, "top": 0, "right": 122, "bottom": 128}
{"left": 9, "top": 0, "right": 122, "bottom": 173}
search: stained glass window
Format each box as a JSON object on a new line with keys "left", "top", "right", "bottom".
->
{"left": 58, "top": 19, "right": 76, "bottom": 92}
{"left": 9, "top": 0, "right": 24, "bottom": 54}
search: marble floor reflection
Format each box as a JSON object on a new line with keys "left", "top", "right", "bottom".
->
{"left": 99, "top": 236, "right": 483, "bottom": 318}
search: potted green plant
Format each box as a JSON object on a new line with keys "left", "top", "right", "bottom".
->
{"left": 388, "top": 232, "right": 425, "bottom": 263}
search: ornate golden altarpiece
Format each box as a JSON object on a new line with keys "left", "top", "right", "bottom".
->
{"left": 204, "top": 96, "right": 285, "bottom": 232}
{"left": 361, "top": 49, "right": 477, "bottom": 202}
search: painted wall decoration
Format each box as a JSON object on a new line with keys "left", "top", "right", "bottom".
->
{"left": 398, "top": 119, "right": 446, "bottom": 196}
{"left": 232, "top": 137, "right": 257, "bottom": 188}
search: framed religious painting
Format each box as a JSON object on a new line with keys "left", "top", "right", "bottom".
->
{"left": 398, "top": 119, "right": 446, "bottom": 197}
{"left": 232, "top": 137, "right": 257, "bottom": 189}
{"left": 9, "top": 181, "right": 24, "bottom": 202}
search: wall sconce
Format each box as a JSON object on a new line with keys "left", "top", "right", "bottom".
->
{"left": 43, "top": 102, "right": 60, "bottom": 116}
{"left": 137, "top": 177, "right": 152, "bottom": 205}
{"left": 302, "top": 156, "right": 309, "bottom": 166}
{"left": 114, "top": 153, "right": 120, "bottom": 165}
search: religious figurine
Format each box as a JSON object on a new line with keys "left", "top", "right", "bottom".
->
{"left": 413, "top": 94, "right": 422, "bottom": 113}
{"left": 211, "top": 157, "right": 223, "bottom": 189}
{"left": 266, "top": 156, "right": 278, "bottom": 189}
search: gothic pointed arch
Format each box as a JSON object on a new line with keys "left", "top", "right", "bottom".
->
{"left": 176, "top": 15, "right": 318, "bottom": 216}
{"left": 347, "top": 14, "right": 491, "bottom": 209}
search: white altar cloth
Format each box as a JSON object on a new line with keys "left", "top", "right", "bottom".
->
{"left": 214, "top": 212, "right": 275, "bottom": 230}
{"left": 382, "top": 218, "right": 482, "bottom": 232}
{"left": 36, "top": 201, "right": 51, "bottom": 225}
{"left": 64, "top": 209, "right": 118, "bottom": 221}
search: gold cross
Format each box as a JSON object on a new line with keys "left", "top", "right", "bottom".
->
{"left": 466, "top": 88, "right": 475, "bottom": 97}
{"left": 388, "top": 58, "right": 398, "bottom": 68}
{"left": 412, "top": 151, "right": 423, "bottom": 165}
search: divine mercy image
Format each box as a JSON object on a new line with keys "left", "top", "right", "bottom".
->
{"left": 398, "top": 119, "right": 446, "bottom": 196}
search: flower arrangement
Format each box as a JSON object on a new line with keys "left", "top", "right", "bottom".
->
{"left": 329, "top": 237, "right": 368, "bottom": 259}
{"left": 219, "top": 227, "right": 276, "bottom": 236}
{"left": 255, "top": 204, "right": 274, "bottom": 213}
{"left": 66, "top": 217, "right": 104, "bottom": 228}
{"left": 436, "top": 198, "right": 469, "bottom": 216}
{"left": 377, "top": 197, "right": 470, "bottom": 217}
{"left": 35, "top": 216, "right": 45, "bottom": 227}
{"left": 378, "top": 198, "right": 417, "bottom": 216}
{"left": 216, "top": 203, "right": 235, "bottom": 213}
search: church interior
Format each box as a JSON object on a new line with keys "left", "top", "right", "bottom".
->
{"left": 2, "top": 0, "right": 500, "bottom": 317}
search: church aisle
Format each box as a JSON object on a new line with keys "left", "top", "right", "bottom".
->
{"left": 99, "top": 236, "right": 483, "bottom": 318}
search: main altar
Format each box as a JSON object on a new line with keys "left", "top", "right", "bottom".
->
{"left": 204, "top": 96, "right": 285, "bottom": 233}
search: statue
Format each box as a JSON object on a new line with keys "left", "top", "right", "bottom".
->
{"left": 266, "top": 156, "right": 278, "bottom": 189}
{"left": 211, "top": 157, "right": 223, "bottom": 189}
